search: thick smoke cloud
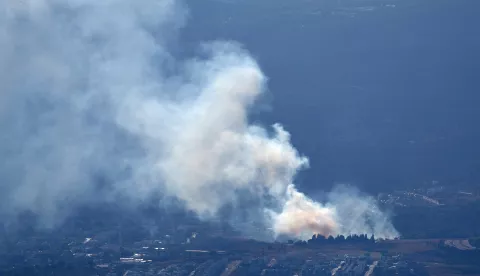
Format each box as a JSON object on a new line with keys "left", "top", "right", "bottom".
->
{"left": 0, "top": 0, "right": 398, "bottom": 240}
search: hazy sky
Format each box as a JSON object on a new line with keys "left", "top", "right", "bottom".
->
{"left": 182, "top": 0, "right": 480, "bottom": 193}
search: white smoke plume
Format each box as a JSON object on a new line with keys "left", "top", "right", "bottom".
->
{"left": 0, "top": 0, "right": 398, "bottom": 240}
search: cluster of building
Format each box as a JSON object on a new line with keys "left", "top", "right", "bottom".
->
{"left": 378, "top": 181, "right": 480, "bottom": 208}
{"left": 300, "top": 257, "right": 334, "bottom": 276}
{"left": 0, "top": 225, "right": 431, "bottom": 276}
{"left": 378, "top": 191, "right": 443, "bottom": 208}
{"left": 333, "top": 255, "right": 370, "bottom": 276}
{"left": 372, "top": 253, "right": 424, "bottom": 276}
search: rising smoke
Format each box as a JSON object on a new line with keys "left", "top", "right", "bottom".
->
{"left": 0, "top": 0, "right": 398, "bottom": 240}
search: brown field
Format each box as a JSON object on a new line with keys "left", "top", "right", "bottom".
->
{"left": 424, "top": 262, "right": 480, "bottom": 276}
{"left": 376, "top": 239, "right": 440, "bottom": 253}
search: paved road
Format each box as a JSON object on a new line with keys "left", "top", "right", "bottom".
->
{"left": 331, "top": 261, "right": 344, "bottom": 275}
{"left": 365, "top": 261, "right": 378, "bottom": 276}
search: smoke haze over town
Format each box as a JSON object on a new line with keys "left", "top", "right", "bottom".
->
{"left": 0, "top": 0, "right": 399, "bottom": 241}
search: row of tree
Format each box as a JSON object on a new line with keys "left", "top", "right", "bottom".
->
{"left": 291, "top": 234, "right": 375, "bottom": 246}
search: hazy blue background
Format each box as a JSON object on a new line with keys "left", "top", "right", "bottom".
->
{"left": 177, "top": 0, "right": 480, "bottom": 194}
